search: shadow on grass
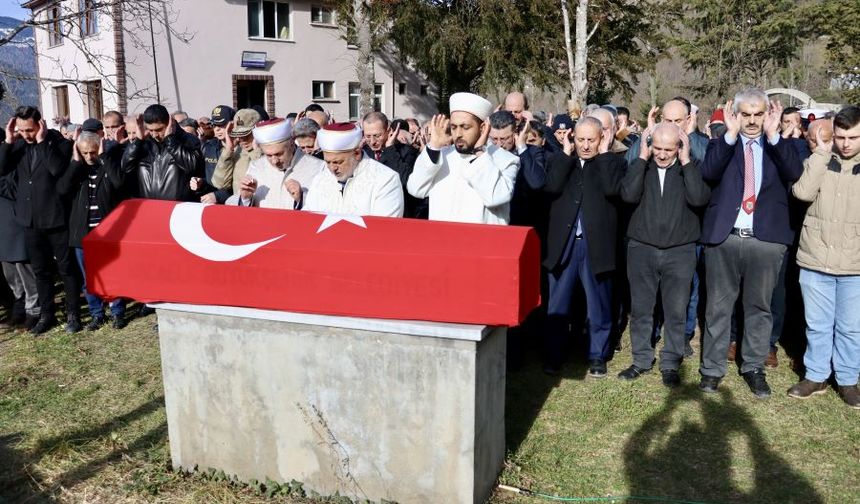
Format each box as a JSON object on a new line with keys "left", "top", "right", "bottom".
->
{"left": 0, "top": 395, "right": 167, "bottom": 502}
{"left": 623, "top": 385, "right": 824, "bottom": 504}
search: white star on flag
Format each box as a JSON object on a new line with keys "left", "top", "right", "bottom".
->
{"left": 316, "top": 213, "right": 368, "bottom": 233}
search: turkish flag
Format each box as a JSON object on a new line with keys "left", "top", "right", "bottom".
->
{"left": 83, "top": 200, "right": 541, "bottom": 326}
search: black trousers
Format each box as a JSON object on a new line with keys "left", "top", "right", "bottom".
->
{"left": 627, "top": 240, "right": 697, "bottom": 370}
{"left": 24, "top": 227, "right": 80, "bottom": 317}
{"left": 701, "top": 234, "right": 786, "bottom": 377}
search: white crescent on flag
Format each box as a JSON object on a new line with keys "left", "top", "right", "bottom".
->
{"left": 169, "top": 203, "right": 285, "bottom": 262}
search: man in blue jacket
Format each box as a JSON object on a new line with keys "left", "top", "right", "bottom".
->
{"left": 698, "top": 88, "right": 803, "bottom": 398}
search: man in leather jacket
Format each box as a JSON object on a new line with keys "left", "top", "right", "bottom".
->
{"left": 121, "top": 104, "right": 203, "bottom": 201}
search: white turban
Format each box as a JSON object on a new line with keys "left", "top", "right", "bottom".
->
{"left": 317, "top": 122, "right": 363, "bottom": 152}
{"left": 252, "top": 118, "right": 292, "bottom": 145}
{"left": 449, "top": 92, "right": 493, "bottom": 122}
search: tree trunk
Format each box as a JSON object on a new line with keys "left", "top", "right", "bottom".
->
{"left": 354, "top": 0, "right": 374, "bottom": 118}
{"left": 560, "top": 0, "right": 575, "bottom": 101}
{"left": 112, "top": 2, "right": 128, "bottom": 114}
{"left": 572, "top": 0, "right": 589, "bottom": 108}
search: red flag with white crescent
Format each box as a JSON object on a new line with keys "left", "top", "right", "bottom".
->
{"left": 83, "top": 200, "right": 541, "bottom": 326}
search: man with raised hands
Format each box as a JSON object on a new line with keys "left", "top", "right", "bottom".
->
{"left": 408, "top": 92, "right": 519, "bottom": 225}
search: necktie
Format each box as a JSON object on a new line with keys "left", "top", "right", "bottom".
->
{"left": 742, "top": 140, "right": 755, "bottom": 214}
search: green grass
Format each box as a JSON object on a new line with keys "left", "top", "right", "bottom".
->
{"left": 1, "top": 310, "right": 857, "bottom": 504}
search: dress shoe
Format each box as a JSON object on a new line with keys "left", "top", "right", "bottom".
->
{"left": 837, "top": 385, "right": 860, "bottom": 409}
{"left": 618, "top": 365, "right": 650, "bottom": 381}
{"left": 661, "top": 369, "right": 681, "bottom": 388}
{"left": 111, "top": 316, "right": 128, "bottom": 330}
{"left": 699, "top": 375, "right": 721, "bottom": 393}
{"left": 787, "top": 379, "right": 828, "bottom": 399}
{"left": 8, "top": 311, "right": 26, "bottom": 326}
{"left": 65, "top": 314, "right": 82, "bottom": 333}
{"left": 727, "top": 341, "right": 737, "bottom": 362}
{"left": 741, "top": 369, "right": 771, "bottom": 399}
{"left": 30, "top": 314, "right": 58, "bottom": 335}
{"left": 138, "top": 305, "right": 155, "bottom": 317}
{"left": 765, "top": 348, "right": 779, "bottom": 368}
{"left": 86, "top": 315, "right": 105, "bottom": 331}
{"left": 588, "top": 359, "right": 607, "bottom": 378}
{"left": 24, "top": 314, "right": 40, "bottom": 331}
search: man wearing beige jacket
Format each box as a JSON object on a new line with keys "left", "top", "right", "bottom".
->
{"left": 789, "top": 106, "right": 860, "bottom": 409}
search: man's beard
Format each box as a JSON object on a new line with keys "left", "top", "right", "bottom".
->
{"left": 455, "top": 142, "right": 476, "bottom": 154}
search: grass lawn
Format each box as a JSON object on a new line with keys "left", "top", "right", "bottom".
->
{"left": 1, "top": 308, "right": 857, "bottom": 504}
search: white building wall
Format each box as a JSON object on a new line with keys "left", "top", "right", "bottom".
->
{"left": 32, "top": 0, "right": 118, "bottom": 124}
{"left": 119, "top": 0, "right": 437, "bottom": 121}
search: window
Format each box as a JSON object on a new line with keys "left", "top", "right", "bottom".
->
{"left": 398, "top": 83, "right": 406, "bottom": 95}
{"left": 47, "top": 5, "right": 63, "bottom": 46}
{"left": 311, "top": 5, "right": 334, "bottom": 25}
{"left": 348, "top": 82, "right": 383, "bottom": 120}
{"left": 420, "top": 85, "right": 429, "bottom": 96}
{"left": 312, "top": 80, "right": 335, "bottom": 100}
{"left": 247, "top": 0, "right": 291, "bottom": 40}
{"left": 79, "top": 0, "right": 98, "bottom": 37}
{"left": 85, "top": 80, "right": 103, "bottom": 119}
{"left": 52, "top": 86, "right": 69, "bottom": 120}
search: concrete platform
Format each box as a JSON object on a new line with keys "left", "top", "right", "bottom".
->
{"left": 155, "top": 303, "right": 507, "bottom": 504}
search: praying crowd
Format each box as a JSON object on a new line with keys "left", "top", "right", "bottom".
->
{"left": 1, "top": 86, "right": 859, "bottom": 409}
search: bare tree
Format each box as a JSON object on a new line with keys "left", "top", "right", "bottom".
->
{"left": 0, "top": 0, "right": 191, "bottom": 114}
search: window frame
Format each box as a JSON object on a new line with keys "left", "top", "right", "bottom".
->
{"left": 348, "top": 82, "right": 384, "bottom": 121}
{"left": 79, "top": 0, "right": 98, "bottom": 38}
{"left": 52, "top": 85, "right": 70, "bottom": 120}
{"left": 47, "top": 4, "right": 64, "bottom": 47}
{"left": 310, "top": 4, "right": 335, "bottom": 26}
{"left": 85, "top": 80, "right": 103, "bottom": 120}
{"left": 311, "top": 80, "right": 336, "bottom": 102}
{"left": 247, "top": 0, "right": 293, "bottom": 42}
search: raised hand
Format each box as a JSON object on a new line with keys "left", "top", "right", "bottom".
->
{"left": 815, "top": 125, "right": 833, "bottom": 154}
{"left": 200, "top": 193, "right": 216, "bottom": 204}
{"left": 647, "top": 106, "right": 660, "bottom": 130}
{"left": 679, "top": 130, "right": 691, "bottom": 165}
{"left": 116, "top": 124, "right": 128, "bottom": 144}
{"left": 475, "top": 119, "right": 491, "bottom": 152}
{"left": 136, "top": 115, "right": 146, "bottom": 140}
{"left": 598, "top": 126, "right": 613, "bottom": 154}
{"left": 562, "top": 130, "right": 573, "bottom": 156}
{"left": 284, "top": 178, "right": 302, "bottom": 202}
{"left": 167, "top": 115, "right": 177, "bottom": 136}
{"left": 763, "top": 100, "right": 783, "bottom": 140}
{"left": 427, "top": 114, "right": 450, "bottom": 150}
{"left": 545, "top": 112, "right": 554, "bottom": 128}
{"left": 224, "top": 121, "right": 236, "bottom": 151}
{"left": 386, "top": 123, "right": 400, "bottom": 148}
{"left": 98, "top": 137, "right": 105, "bottom": 156}
{"left": 639, "top": 126, "right": 652, "bottom": 161}
{"left": 723, "top": 101, "right": 740, "bottom": 139}
{"left": 516, "top": 119, "right": 530, "bottom": 150}
{"left": 35, "top": 119, "right": 48, "bottom": 144}
{"left": 686, "top": 109, "right": 698, "bottom": 134}
{"left": 4, "top": 117, "right": 17, "bottom": 144}
{"left": 190, "top": 177, "right": 203, "bottom": 191}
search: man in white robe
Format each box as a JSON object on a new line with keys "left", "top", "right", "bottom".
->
{"left": 230, "top": 118, "right": 325, "bottom": 209}
{"left": 407, "top": 92, "right": 519, "bottom": 225}
{"left": 302, "top": 123, "right": 404, "bottom": 217}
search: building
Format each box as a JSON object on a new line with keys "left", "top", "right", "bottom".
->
{"left": 24, "top": 0, "right": 438, "bottom": 124}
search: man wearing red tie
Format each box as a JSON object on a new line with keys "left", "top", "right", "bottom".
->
{"left": 698, "top": 88, "right": 803, "bottom": 398}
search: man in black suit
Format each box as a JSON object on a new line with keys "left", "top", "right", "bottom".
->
{"left": 619, "top": 123, "right": 710, "bottom": 387}
{"left": 361, "top": 112, "right": 427, "bottom": 219}
{"left": 542, "top": 117, "right": 625, "bottom": 377}
{"left": 698, "top": 88, "right": 803, "bottom": 398}
{"left": 0, "top": 106, "right": 79, "bottom": 334}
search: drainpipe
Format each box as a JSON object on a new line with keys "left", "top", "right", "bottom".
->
{"left": 112, "top": 1, "right": 127, "bottom": 114}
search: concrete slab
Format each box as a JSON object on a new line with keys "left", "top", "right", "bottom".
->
{"left": 156, "top": 304, "right": 506, "bottom": 504}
